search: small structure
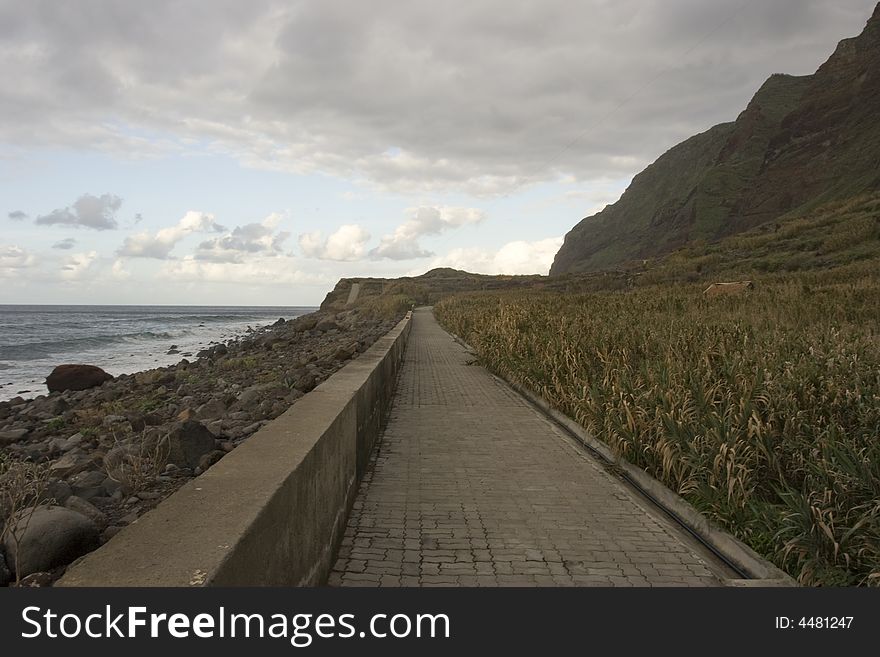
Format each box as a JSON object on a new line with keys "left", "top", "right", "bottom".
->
{"left": 703, "top": 281, "right": 755, "bottom": 297}
{"left": 345, "top": 282, "right": 361, "bottom": 306}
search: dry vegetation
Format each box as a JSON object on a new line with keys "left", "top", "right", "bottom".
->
{"left": 435, "top": 197, "right": 880, "bottom": 586}
{"left": 0, "top": 456, "right": 53, "bottom": 584}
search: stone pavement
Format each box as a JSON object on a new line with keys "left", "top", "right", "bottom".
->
{"left": 330, "top": 308, "right": 729, "bottom": 587}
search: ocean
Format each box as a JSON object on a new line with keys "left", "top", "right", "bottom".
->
{"left": 0, "top": 305, "right": 317, "bottom": 402}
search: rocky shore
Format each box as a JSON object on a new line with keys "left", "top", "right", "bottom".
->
{"left": 0, "top": 307, "right": 402, "bottom": 586}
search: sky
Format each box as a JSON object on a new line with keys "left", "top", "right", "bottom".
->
{"left": 1, "top": 0, "right": 876, "bottom": 306}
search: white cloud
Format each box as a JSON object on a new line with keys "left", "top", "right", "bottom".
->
{"left": 159, "top": 255, "right": 328, "bottom": 287}
{"left": 299, "top": 224, "right": 371, "bottom": 261}
{"left": 0, "top": 244, "right": 37, "bottom": 276}
{"left": 117, "top": 210, "right": 223, "bottom": 259}
{"left": 35, "top": 193, "right": 123, "bottom": 230}
{"left": 195, "top": 212, "right": 290, "bottom": 263}
{"left": 425, "top": 237, "right": 563, "bottom": 275}
{"left": 370, "top": 206, "right": 486, "bottom": 260}
{"left": 111, "top": 259, "right": 131, "bottom": 280}
{"left": 60, "top": 250, "right": 98, "bottom": 280}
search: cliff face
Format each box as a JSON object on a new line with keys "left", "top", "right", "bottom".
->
{"left": 551, "top": 4, "right": 880, "bottom": 276}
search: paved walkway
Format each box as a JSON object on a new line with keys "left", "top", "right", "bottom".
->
{"left": 330, "top": 308, "right": 727, "bottom": 587}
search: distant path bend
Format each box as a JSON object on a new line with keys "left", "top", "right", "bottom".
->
{"left": 331, "top": 307, "right": 728, "bottom": 587}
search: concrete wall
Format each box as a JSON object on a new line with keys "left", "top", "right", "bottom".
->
{"left": 58, "top": 314, "right": 411, "bottom": 587}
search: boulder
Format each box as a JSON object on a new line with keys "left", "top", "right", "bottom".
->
{"left": 161, "top": 420, "right": 217, "bottom": 469}
{"left": 294, "top": 316, "right": 318, "bottom": 331}
{"left": 2, "top": 505, "right": 99, "bottom": 578}
{"left": 293, "top": 373, "right": 317, "bottom": 394}
{"left": 197, "top": 450, "right": 226, "bottom": 473}
{"left": 333, "top": 341, "right": 360, "bottom": 361}
{"left": 64, "top": 496, "right": 108, "bottom": 529}
{"left": 47, "top": 479, "right": 73, "bottom": 504}
{"left": 68, "top": 470, "right": 107, "bottom": 500}
{"left": 46, "top": 364, "right": 113, "bottom": 393}
{"left": 124, "top": 413, "right": 147, "bottom": 432}
{"left": 195, "top": 398, "right": 226, "bottom": 421}
{"left": 48, "top": 451, "right": 95, "bottom": 478}
{"left": 0, "top": 428, "right": 29, "bottom": 446}
{"left": 101, "top": 414, "right": 129, "bottom": 428}
{"left": 315, "top": 318, "right": 339, "bottom": 332}
{"left": 231, "top": 385, "right": 268, "bottom": 412}
{"left": 59, "top": 432, "right": 84, "bottom": 452}
{"left": 0, "top": 546, "right": 11, "bottom": 586}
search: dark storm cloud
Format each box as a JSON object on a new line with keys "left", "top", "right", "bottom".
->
{"left": 0, "top": 0, "right": 876, "bottom": 193}
{"left": 35, "top": 193, "right": 122, "bottom": 230}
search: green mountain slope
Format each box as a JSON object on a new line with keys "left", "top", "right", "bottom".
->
{"left": 551, "top": 3, "right": 880, "bottom": 276}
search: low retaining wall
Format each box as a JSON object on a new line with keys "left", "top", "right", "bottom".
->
{"left": 59, "top": 313, "right": 411, "bottom": 587}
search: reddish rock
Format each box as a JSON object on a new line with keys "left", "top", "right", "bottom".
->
{"left": 46, "top": 364, "right": 113, "bottom": 393}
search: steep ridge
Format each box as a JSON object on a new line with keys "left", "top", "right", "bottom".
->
{"left": 551, "top": 4, "right": 880, "bottom": 276}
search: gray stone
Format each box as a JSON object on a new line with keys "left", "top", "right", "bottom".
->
{"left": 161, "top": 420, "right": 216, "bottom": 469}
{"left": 295, "top": 316, "right": 318, "bottom": 331}
{"left": 102, "top": 477, "right": 123, "bottom": 496}
{"left": 0, "top": 428, "right": 29, "bottom": 446}
{"left": 0, "top": 545, "right": 11, "bottom": 586}
{"left": 197, "top": 450, "right": 226, "bottom": 472}
{"left": 47, "top": 436, "right": 69, "bottom": 453}
{"left": 47, "top": 479, "right": 73, "bottom": 504}
{"left": 333, "top": 341, "right": 360, "bottom": 361}
{"left": 196, "top": 398, "right": 226, "bottom": 420}
{"left": 102, "top": 414, "right": 128, "bottom": 427}
{"left": 69, "top": 470, "right": 107, "bottom": 500}
{"left": 232, "top": 386, "right": 266, "bottom": 411}
{"left": 101, "top": 526, "right": 123, "bottom": 542}
{"left": 60, "top": 432, "right": 84, "bottom": 452}
{"left": 64, "top": 496, "right": 108, "bottom": 529}
{"left": 48, "top": 451, "right": 94, "bottom": 477}
{"left": 293, "top": 373, "right": 317, "bottom": 393}
{"left": 315, "top": 318, "right": 339, "bottom": 332}
{"left": 2, "top": 506, "right": 99, "bottom": 578}
{"left": 125, "top": 413, "right": 148, "bottom": 431}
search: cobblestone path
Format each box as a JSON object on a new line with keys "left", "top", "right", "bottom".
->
{"left": 331, "top": 308, "right": 728, "bottom": 587}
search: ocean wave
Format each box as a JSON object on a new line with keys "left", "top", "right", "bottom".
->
{"left": 0, "top": 331, "right": 177, "bottom": 361}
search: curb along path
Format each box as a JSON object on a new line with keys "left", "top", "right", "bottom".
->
{"left": 331, "top": 307, "right": 728, "bottom": 587}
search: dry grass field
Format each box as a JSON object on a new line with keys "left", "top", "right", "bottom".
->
{"left": 436, "top": 196, "right": 880, "bottom": 586}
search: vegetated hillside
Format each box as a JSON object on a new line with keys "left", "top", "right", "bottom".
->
{"left": 319, "top": 268, "right": 545, "bottom": 315}
{"left": 551, "top": 3, "right": 880, "bottom": 276}
{"left": 434, "top": 196, "right": 880, "bottom": 586}
{"left": 323, "top": 191, "right": 880, "bottom": 316}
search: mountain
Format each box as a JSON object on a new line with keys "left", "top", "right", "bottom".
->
{"left": 551, "top": 3, "right": 880, "bottom": 276}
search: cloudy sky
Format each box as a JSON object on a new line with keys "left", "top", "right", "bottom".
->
{"left": 1, "top": 0, "right": 876, "bottom": 305}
